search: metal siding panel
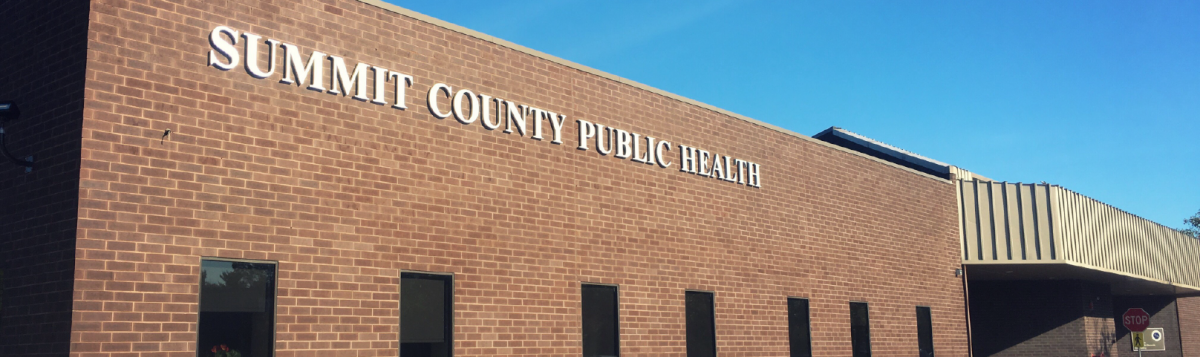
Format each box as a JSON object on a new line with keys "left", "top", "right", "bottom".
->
{"left": 991, "top": 182, "right": 1011, "bottom": 260}
{"left": 1005, "top": 183, "right": 1023, "bottom": 260}
{"left": 1133, "top": 210, "right": 1147, "bottom": 278}
{"left": 1070, "top": 190, "right": 1081, "bottom": 264}
{"left": 1109, "top": 205, "right": 1125, "bottom": 275}
{"left": 1099, "top": 195, "right": 1112, "bottom": 269}
{"left": 1186, "top": 234, "right": 1196, "bottom": 287}
{"left": 1064, "top": 189, "right": 1079, "bottom": 264}
{"left": 1158, "top": 223, "right": 1172, "bottom": 282}
{"left": 1034, "top": 185, "right": 1053, "bottom": 261}
{"left": 1019, "top": 185, "right": 1039, "bottom": 261}
{"left": 1185, "top": 232, "right": 1195, "bottom": 286}
{"left": 1095, "top": 193, "right": 1109, "bottom": 269}
{"left": 1100, "top": 195, "right": 1114, "bottom": 270}
{"left": 1186, "top": 238, "right": 1195, "bottom": 287}
{"left": 957, "top": 179, "right": 968, "bottom": 261}
{"left": 979, "top": 182, "right": 995, "bottom": 261}
{"left": 1093, "top": 202, "right": 1105, "bottom": 270}
{"left": 1149, "top": 215, "right": 1167, "bottom": 282}
{"left": 1122, "top": 206, "right": 1140, "bottom": 277}
{"left": 1171, "top": 225, "right": 1187, "bottom": 283}
{"left": 1048, "top": 186, "right": 1062, "bottom": 261}
{"left": 963, "top": 182, "right": 1200, "bottom": 290}
{"left": 961, "top": 180, "right": 978, "bottom": 261}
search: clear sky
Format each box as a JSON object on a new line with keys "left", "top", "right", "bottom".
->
{"left": 387, "top": 0, "right": 1200, "bottom": 229}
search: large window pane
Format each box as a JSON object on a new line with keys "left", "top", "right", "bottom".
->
{"left": 401, "top": 272, "right": 453, "bottom": 357}
{"left": 849, "top": 302, "right": 871, "bottom": 357}
{"left": 198, "top": 259, "right": 276, "bottom": 357}
{"left": 787, "top": 298, "right": 812, "bottom": 357}
{"left": 917, "top": 306, "right": 934, "bottom": 357}
{"left": 582, "top": 284, "right": 619, "bottom": 357}
{"left": 685, "top": 291, "right": 716, "bottom": 357}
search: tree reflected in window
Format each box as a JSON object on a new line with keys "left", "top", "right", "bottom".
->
{"left": 198, "top": 259, "right": 276, "bottom": 357}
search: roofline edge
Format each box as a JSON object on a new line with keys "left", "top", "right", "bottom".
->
{"left": 353, "top": 0, "right": 951, "bottom": 184}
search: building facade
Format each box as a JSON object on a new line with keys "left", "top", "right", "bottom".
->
{"left": 814, "top": 128, "right": 1200, "bottom": 357}
{"left": 0, "top": 1, "right": 970, "bottom": 357}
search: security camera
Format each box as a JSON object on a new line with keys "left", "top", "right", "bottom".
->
{"left": 0, "top": 102, "right": 19, "bottom": 122}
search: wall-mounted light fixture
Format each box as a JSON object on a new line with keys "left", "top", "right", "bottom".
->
{"left": 954, "top": 268, "right": 964, "bottom": 277}
{"left": 0, "top": 102, "right": 35, "bottom": 173}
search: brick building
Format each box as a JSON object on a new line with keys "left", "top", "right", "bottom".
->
{"left": 813, "top": 128, "right": 1200, "bottom": 357}
{"left": 0, "top": 1, "right": 1192, "bottom": 357}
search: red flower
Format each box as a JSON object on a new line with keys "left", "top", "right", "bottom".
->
{"left": 221, "top": 344, "right": 229, "bottom": 352}
{"left": 211, "top": 346, "right": 218, "bottom": 353}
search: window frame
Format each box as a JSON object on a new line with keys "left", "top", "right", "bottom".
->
{"left": 580, "top": 282, "right": 620, "bottom": 357}
{"left": 196, "top": 257, "right": 279, "bottom": 357}
{"left": 399, "top": 270, "right": 455, "bottom": 357}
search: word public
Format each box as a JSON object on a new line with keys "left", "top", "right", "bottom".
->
{"left": 207, "top": 26, "right": 762, "bottom": 188}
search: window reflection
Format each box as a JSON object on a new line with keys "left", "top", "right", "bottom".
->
{"left": 198, "top": 259, "right": 276, "bottom": 357}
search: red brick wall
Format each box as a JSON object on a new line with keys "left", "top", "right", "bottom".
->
{"left": 1180, "top": 296, "right": 1200, "bottom": 357}
{"left": 70, "top": 0, "right": 968, "bottom": 356}
{"left": 0, "top": 0, "right": 90, "bottom": 356}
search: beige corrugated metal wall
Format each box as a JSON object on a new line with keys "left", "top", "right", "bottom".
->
{"left": 959, "top": 180, "right": 1061, "bottom": 263}
{"left": 959, "top": 180, "right": 1200, "bottom": 289}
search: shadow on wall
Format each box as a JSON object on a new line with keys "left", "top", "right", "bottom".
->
{"left": 1111, "top": 296, "right": 1183, "bottom": 357}
{"left": 1090, "top": 319, "right": 1115, "bottom": 357}
{"left": 969, "top": 280, "right": 1112, "bottom": 357}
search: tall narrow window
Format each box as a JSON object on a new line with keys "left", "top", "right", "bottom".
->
{"left": 849, "top": 302, "right": 871, "bottom": 357}
{"left": 916, "top": 306, "right": 934, "bottom": 357}
{"left": 198, "top": 259, "right": 277, "bottom": 357}
{"left": 582, "top": 284, "right": 619, "bottom": 357}
{"left": 787, "top": 298, "right": 812, "bottom": 357}
{"left": 401, "top": 272, "right": 453, "bottom": 357}
{"left": 685, "top": 291, "right": 716, "bottom": 357}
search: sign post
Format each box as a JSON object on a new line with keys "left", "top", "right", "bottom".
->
{"left": 1123, "top": 308, "right": 1150, "bottom": 357}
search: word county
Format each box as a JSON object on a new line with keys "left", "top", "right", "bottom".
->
{"left": 207, "top": 26, "right": 762, "bottom": 188}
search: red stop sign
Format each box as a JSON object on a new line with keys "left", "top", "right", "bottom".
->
{"left": 1123, "top": 308, "right": 1150, "bottom": 332}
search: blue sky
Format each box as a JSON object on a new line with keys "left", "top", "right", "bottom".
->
{"left": 388, "top": 0, "right": 1200, "bottom": 229}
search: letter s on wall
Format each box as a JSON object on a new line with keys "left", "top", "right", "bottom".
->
{"left": 208, "top": 26, "right": 240, "bottom": 70}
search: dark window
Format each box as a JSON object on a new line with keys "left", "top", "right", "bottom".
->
{"left": 582, "top": 284, "right": 619, "bottom": 357}
{"left": 849, "top": 302, "right": 871, "bottom": 357}
{"left": 198, "top": 259, "right": 276, "bottom": 357}
{"left": 401, "top": 272, "right": 453, "bottom": 357}
{"left": 787, "top": 298, "right": 812, "bottom": 357}
{"left": 917, "top": 306, "right": 934, "bottom": 357}
{"left": 685, "top": 291, "right": 716, "bottom": 357}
